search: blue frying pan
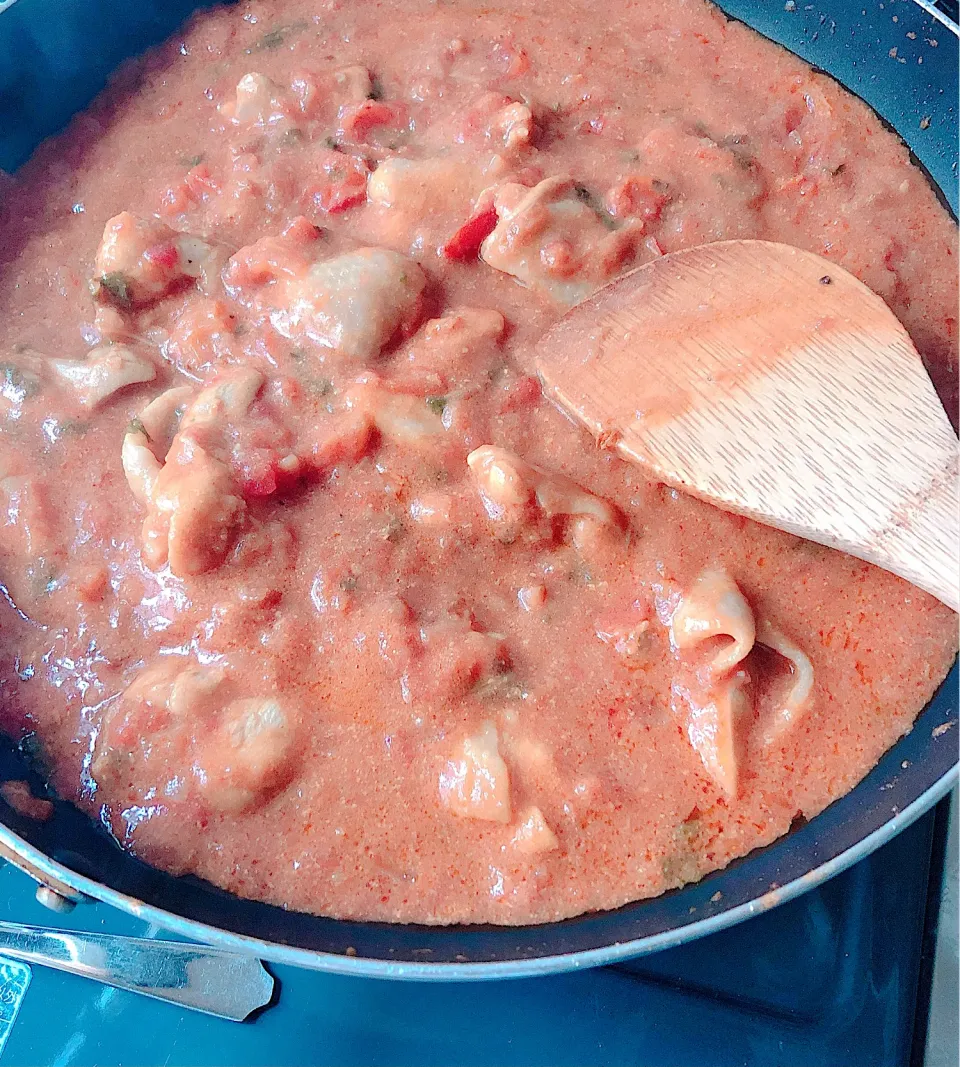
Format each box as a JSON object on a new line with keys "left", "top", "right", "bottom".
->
{"left": 0, "top": 0, "right": 956, "bottom": 978}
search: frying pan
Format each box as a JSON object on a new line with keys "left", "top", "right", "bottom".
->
{"left": 0, "top": 0, "right": 956, "bottom": 979}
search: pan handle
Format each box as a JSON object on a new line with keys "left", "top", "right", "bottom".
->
{"left": 0, "top": 921, "right": 274, "bottom": 1021}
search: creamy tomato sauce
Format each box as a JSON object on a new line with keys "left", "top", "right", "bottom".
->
{"left": 0, "top": 0, "right": 956, "bottom": 925}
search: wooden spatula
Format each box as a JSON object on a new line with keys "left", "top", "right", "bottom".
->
{"left": 536, "top": 240, "right": 959, "bottom": 611}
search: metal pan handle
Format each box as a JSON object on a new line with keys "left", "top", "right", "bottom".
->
{"left": 0, "top": 922, "right": 274, "bottom": 1021}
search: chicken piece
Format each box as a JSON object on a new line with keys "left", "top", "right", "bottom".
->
{"left": 122, "top": 386, "right": 194, "bottom": 503}
{"left": 124, "top": 371, "right": 266, "bottom": 576}
{"left": 49, "top": 344, "right": 155, "bottom": 409}
{"left": 511, "top": 806, "right": 559, "bottom": 855}
{"left": 480, "top": 177, "right": 637, "bottom": 305}
{"left": 460, "top": 92, "right": 536, "bottom": 150}
{"left": 397, "top": 308, "right": 505, "bottom": 382}
{"left": 670, "top": 568, "right": 756, "bottom": 680}
{"left": 467, "top": 445, "right": 617, "bottom": 525}
{"left": 635, "top": 121, "right": 765, "bottom": 246}
{"left": 367, "top": 156, "right": 491, "bottom": 252}
{"left": 226, "top": 72, "right": 287, "bottom": 126}
{"left": 757, "top": 619, "right": 815, "bottom": 742}
{"left": 198, "top": 697, "right": 298, "bottom": 813}
{"left": 95, "top": 660, "right": 299, "bottom": 815}
{"left": 177, "top": 367, "right": 265, "bottom": 436}
{"left": 438, "top": 721, "right": 512, "bottom": 823}
{"left": 93, "top": 212, "right": 213, "bottom": 308}
{"left": 164, "top": 299, "right": 239, "bottom": 377}
{"left": 673, "top": 669, "right": 751, "bottom": 800}
{"left": 141, "top": 439, "right": 246, "bottom": 576}
{"left": 92, "top": 659, "right": 224, "bottom": 789}
{"left": 223, "top": 227, "right": 318, "bottom": 292}
{"left": 419, "top": 615, "right": 508, "bottom": 701}
{"left": 343, "top": 378, "right": 444, "bottom": 447}
{"left": 271, "top": 248, "right": 426, "bottom": 361}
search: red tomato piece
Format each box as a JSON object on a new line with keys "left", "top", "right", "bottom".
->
{"left": 143, "top": 241, "right": 181, "bottom": 270}
{"left": 304, "top": 150, "right": 370, "bottom": 214}
{"left": 337, "top": 99, "right": 406, "bottom": 143}
{"left": 441, "top": 204, "right": 498, "bottom": 261}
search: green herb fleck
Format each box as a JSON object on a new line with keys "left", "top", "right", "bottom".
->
{"left": 1, "top": 363, "right": 40, "bottom": 400}
{"left": 53, "top": 418, "right": 89, "bottom": 439}
{"left": 307, "top": 377, "right": 333, "bottom": 397}
{"left": 569, "top": 562, "right": 596, "bottom": 586}
{"left": 425, "top": 396, "right": 447, "bottom": 416}
{"left": 95, "top": 271, "right": 133, "bottom": 310}
{"left": 126, "top": 415, "right": 149, "bottom": 439}
{"left": 573, "top": 183, "right": 616, "bottom": 230}
{"left": 278, "top": 127, "right": 305, "bottom": 147}
{"left": 246, "top": 21, "right": 309, "bottom": 53}
{"left": 474, "top": 670, "right": 528, "bottom": 702}
{"left": 324, "top": 136, "right": 341, "bottom": 150}
{"left": 382, "top": 516, "right": 404, "bottom": 543}
{"left": 339, "top": 575, "right": 359, "bottom": 592}
{"left": 180, "top": 153, "right": 204, "bottom": 168}
{"left": 367, "top": 75, "right": 385, "bottom": 101}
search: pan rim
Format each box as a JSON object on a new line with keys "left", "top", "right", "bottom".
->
{"left": 1, "top": 759, "right": 955, "bottom": 979}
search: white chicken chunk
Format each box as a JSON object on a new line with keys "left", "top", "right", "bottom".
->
{"left": 271, "top": 248, "right": 427, "bottom": 362}
{"left": 757, "top": 620, "right": 815, "bottom": 743}
{"left": 121, "top": 386, "right": 194, "bottom": 503}
{"left": 50, "top": 345, "right": 155, "bottom": 409}
{"left": 367, "top": 156, "right": 491, "bottom": 250}
{"left": 438, "top": 721, "right": 512, "bottom": 823}
{"left": 511, "top": 806, "right": 560, "bottom": 855}
{"left": 199, "top": 697, "right": 297, "bottom": 813}
{"left": 93, "top": 212, "right": 213, "bottom": 307}
{"left": 124, "top": 370, "right": 264, "bottom": 576}
{"left": 481, "top": 177, "right": 635, "bottom": 305}
{"left": 227, "top": 72, "right": 287, "bottom": 126}
{"left": 670, "top": 567, "right": 756, "bottom": 679}
{"left": 467, "top": 445, "right": 617, "bottom": 525}
{"left": 95, "top": 661, "right": 299, "bottom": 815}
{"left": 141, "top": 439, "right": 246, "bottom": 577}
{"left": 343, "top": 378, "right": 444, "bottom": 447}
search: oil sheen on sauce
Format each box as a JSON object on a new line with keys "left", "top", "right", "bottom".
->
{"left": 0, "top": 0, "right": 956, "bottom": 924}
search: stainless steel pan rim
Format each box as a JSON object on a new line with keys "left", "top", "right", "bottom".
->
{"left": 2, "top": 762, "right": 955, "bottom": 980}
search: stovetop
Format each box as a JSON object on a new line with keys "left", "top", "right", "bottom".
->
{"left": 0, "top": 801, "right": 949, "bottom": 1067}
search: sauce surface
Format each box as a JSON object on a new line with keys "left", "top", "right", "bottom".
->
{"left": 0, "top": 0, "right": 956, "bottom": 924}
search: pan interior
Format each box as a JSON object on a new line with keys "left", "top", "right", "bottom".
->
{"left": 0, "top": 0, "right": 956, "bottom": 970}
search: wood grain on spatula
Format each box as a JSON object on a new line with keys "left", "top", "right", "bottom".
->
{"left": 536, "top": 240, "right": 959, "bottom": 611}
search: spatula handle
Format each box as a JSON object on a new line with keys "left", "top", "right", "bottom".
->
{"left": 874, "top": 454, "right": 959, "bottom": 612}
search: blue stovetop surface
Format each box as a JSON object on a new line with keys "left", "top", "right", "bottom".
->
{"left": 0, "top": 803, "right": 945, "bottom": 1067}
